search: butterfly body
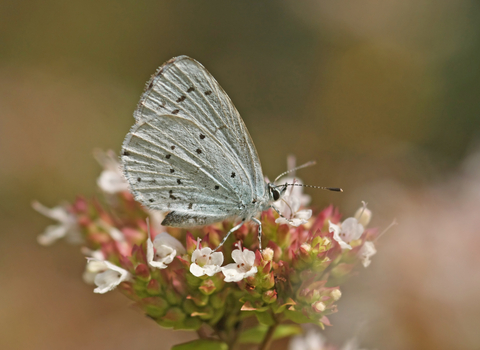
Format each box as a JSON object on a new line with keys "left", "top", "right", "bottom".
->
{"left": 122, "top": 56, "right": 282, "bottom": 233}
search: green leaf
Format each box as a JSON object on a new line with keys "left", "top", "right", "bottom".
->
{"left": 255, "top": 311, "right": 275, "bottom": 326}
{"left": 171, "top": 339, "right": 228, "bottom": 350}
{"left": 284, "top": 310, "right": 313, "bottom": 324}
{"left": 238, "top": 324, "right": 302, "bottom": 344}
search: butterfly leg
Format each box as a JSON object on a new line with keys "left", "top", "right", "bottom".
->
{"left": 252, "top": 217, "right": 263, "bottom": 251}
{"left": 213, "top": 221, "right": 244, "bottom": 252}
{"left": 270, "top": 205, "right": 286, "bottom": 220}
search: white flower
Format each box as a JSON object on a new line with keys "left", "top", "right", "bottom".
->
{"left": 274, "top": 177, "right": 311, "bottom": 214}
{"left": 147, "top": 232, "right": 186, "bottom": 269}
{"left": 222, "top": 248, "right": 258, "bottom": 282}
{"left": 94, "top": 149, "right": 129, "bottom": 194}
{"left": 358, "top": 241, "right": 377, "bottom": 268}
{"left": 289, "top": 327, "right": 327, "bottom": 350}
{"left": 341, "top": 337, "right": 368, "bottom": 350}
{"left": 108, "top": 227, "right": 125, "bottom": 242}
{"left": 32, "top": 201, "right": 82, "bottom": 246}
{"left": 275, "top": 194, "right": 312, "bottom": 227}
{"left": 190, "top": 240, "right": 224, "bottom": 277}
{"left": 91, "top": 260, "right": 131, "bottom": 294}
{"left": 81, "top": 249, "right": 105, "bottom": 284}
{"left": 329, "top": 217, "right": 364, "bottom": 250}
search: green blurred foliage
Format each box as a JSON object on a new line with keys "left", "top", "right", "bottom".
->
{"left": 1, "top": 1, "right": 480, "bottom": 350}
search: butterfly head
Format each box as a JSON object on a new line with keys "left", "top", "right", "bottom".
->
{"left": 268, "top": 182, "right": 288, "bottom": 202}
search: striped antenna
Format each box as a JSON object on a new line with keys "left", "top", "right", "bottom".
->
{"left": 285, "top": 183, "right": 343, "bottom": 192}
{"left": 274, "top": 160, "right": 317, "bottom": 183}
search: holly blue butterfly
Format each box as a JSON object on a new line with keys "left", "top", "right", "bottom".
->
{"left": 121, "top": 56, "right": 340, "bottom": 250}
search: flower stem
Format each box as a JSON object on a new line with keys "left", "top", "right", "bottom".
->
{"left": 259, "top": 323, "right": 278, "bottom": 350}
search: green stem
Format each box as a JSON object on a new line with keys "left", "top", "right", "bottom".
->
{"left": 258, "top": 322, "right": 278, "bottom": 350}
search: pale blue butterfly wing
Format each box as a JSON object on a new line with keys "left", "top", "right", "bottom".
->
{"left": 122, "top": 56, "right": 266, "bottom": 226}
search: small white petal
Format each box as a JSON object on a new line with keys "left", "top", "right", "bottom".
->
{"left": 97, "top": 170, "right": 129, "bottom": 194}
{"left": 109, "top": 227, "right": 125, "bottom": 242}
{"left": 288, "top": 218, "right": 306, "bottom": 227}
{"left": 222, "top": 264, "right": 244, "bottom": 282}
{"left": 93, "top": 261, "right": 130, "bottom": 294}
{"left": 33, "top": 201, "right": 81, "bottom": 246}
{"left": 222, "top": 248, "right": 257, "bottom": 282}
{"left": 359, "top": 241, "right": 377, "bottom": 268}
{"left": 210, "top": 252, "right": 224, "bottom": 266}
{"left": 341, "top": 218, "right": 364, "bottom": 242}
{"left": 189, "top": 263, "right": 206, "bottom": 277}
{"left": 243, "top": 250, "right": 256, "bottom": 266}
{"left": 189, "top": 244, "right": 223, "bottom": 277}
{"left": 295, "top": 209, "right": 312, "bottom": 221}
{"left": 329, "top": 221, "right": 352, "bottom": 250}
{"left": 275, "top": 217, "right": 290, "bottom": 225}
{"left": 231, "top": 249, "right": 245, "bottom": 264}
{"left": 203, "top": 264, "right": 222, "bottom": 276}
{"left": 37, "top": 225, "right": 69, "bottom": 246}
{"left": 153, "top": 232, "right": 186, "bottom": 255}
{"left": 243, "top": 266, "right": 258, "bottom": 278}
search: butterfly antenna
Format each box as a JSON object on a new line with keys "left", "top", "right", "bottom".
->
{"left": 274, "top": 161, "right": 317, "bottom": 183}
{"left": 285, "top": 183, "right": 343, "bottom": 192}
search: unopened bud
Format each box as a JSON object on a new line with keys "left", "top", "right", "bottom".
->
{"left": 135, "top": 263, "right": 150, "bottom": 280}
{"left": 147, "top": 279, "right": 161, "bottom": 295}
{"left": 331, "top": 289, "right": 342, "bottom": 301}
{"left": 262, "top": 290, "right": 277, "bottom": 304}
{"left": 312, "top": 301, "right": 326, "bottom": 313}
{"left": 262, "top": 247, "right": 274, "bottom": 261}
{"left": 355, "top": 204, "right": 372, "bottom": 227}
{"left": 300, "top": 243, "right": 311, "bottom": 255}
{"left": 199, "top": 279, "right": 217, "bottom": 295}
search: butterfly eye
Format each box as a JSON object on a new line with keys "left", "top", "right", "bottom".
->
{"left": 272, "top": 188, "right": 280, "bottom": 201}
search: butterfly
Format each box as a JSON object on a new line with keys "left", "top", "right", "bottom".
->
{"left": 121, "top": 56, "right": 340, "bottom": 250}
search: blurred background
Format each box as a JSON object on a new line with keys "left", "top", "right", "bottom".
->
{"left": 2, "top": 0, "right": 480, "bottom": 349}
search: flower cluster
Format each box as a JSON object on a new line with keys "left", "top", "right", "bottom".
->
{"left": 33, "top": 151, "right": 381, "bottom": 349}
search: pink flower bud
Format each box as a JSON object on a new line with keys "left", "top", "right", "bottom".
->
{"left": 135, "top": 263, "right": 150, "bottom": 279}
{"left": 147, "top": 279, "right": 161, "bottom": 295}
{"left": 185, "top": 232, "right": 197, "bottom": 255}
{"left": 262, "top": 290, "right": 277, "bottom": 304}
{"left": 199, "top": 279, "right": 217, "bottom": 295}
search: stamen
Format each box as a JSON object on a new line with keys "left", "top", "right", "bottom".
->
{"left": 375, "top": 219, "right": 398, "bottom": 241}
{"left": 358, "top": 201, "right": 368, "bottom": 219}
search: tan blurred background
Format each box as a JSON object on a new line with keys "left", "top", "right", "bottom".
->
{"left": 2, "top": 1, "right": 480, "bottom": 349}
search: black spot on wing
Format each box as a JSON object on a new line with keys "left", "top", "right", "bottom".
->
{"left": 196, "top": 148, "right": 202, "bottom": 154}
{"left": 187, "top": 87, "right": 195, "bottom": 93}
{"left": 122, "top": 150, "right": 130, "bottom": 156}
{"left": 172, "top": 109, "right": 179, "bottom": 115}
{"left": 170, "top": 169, "right": 175, "bottom": 173}
{"left": 171, "top": 146, "right": 175, "bottom": 150}
{"left": 214, "top": 185, "right": 219, "bottom": 190}
{"left": 204, "top": 90, "right": 212, "bottom": 96}
{"left": 166, "top": 154, "right": 171, "bottom": 159}
{"left": 137, "top": 177, "right": 141, "bottom": 182}
{"left": 199, "top": 134, "right": 205, "bottom": 139}
{"left": 176, "top": 95, "right": 186, "bottom": 103}
{"left": 177, "top": 179, "right": 182, "bottom": 184}
{"left": 231, "top": 172, "right": 236, "bottom": 178}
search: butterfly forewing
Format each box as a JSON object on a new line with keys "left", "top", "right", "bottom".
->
{"left": 123, "top": 56, "right": 266, "bottom": 226}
